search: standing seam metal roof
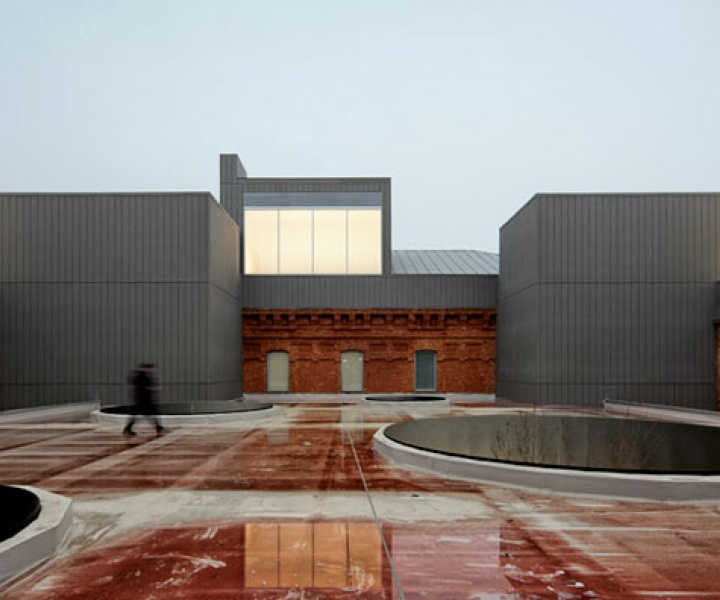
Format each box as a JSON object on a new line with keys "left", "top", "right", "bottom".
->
{"left": 391, "top": 250, "right": 499, "bottom": 275}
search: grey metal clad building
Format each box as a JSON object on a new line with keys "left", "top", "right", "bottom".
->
{"left": 220, "top": 155, "right": 499, "bottom": 310}
{"left": 0, "top": 155, "right": 498, "bottom": 410}
{"left": 7, "top": 154, "right": 720, "bottom": 409}
{"left": 0, "top": 192, "right": 243, "bottom": 409}
{"left": 497, "top": 193, "right": 720, "bottom": 408}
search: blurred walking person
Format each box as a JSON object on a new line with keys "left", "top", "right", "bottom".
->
{"left": 124, "top": 363, "right": 164, "bottom": 436}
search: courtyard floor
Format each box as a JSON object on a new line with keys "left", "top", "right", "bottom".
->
{"left": 1, "top": 399, "right": 720, "bottom": 599}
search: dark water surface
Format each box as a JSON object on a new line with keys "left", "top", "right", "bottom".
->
{"left": 384, "top": 414, "right": 720, "bottom": 474}
{"left": 101, "top": 401, "right": 273, "bottom": 415}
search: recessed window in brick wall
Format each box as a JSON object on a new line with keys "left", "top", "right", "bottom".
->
{"left": 415, "top": 350, "right": 437, "bottom": 391}
{"left": 267, "top": 351, "right": 289, "bottom": 392}
{"left": 341, "top": 350, "right": 364, "bottom": 392}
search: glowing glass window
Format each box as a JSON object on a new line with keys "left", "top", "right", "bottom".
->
{"left": 348, "top": 210, "right": 382, "bottom": 274}
{"left": 243, "top": 206, "right": 382, "bottom": 275}
{"left": 279, "top": 210, "right": 313, "bottom": 274}
{"left": 314, "top": 210, "right": 347, "bottom": 274}
{"left": 244, "top": 210, "right": 278, "bottom": 274}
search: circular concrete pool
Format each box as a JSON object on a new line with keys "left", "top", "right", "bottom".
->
{"left": 374, "top": 414, "right": 720, "bottom": 501}
{"left": 365, "top": 395, "right": 446, "bottom": 403}
{"left": 0, "top": 485, "right": 41, "bottom": 542}
{"left": 94, "top": 400, "right": 277, "bottom": 425}
{"left": 100, "top": 401, "right": 273, "bottom": 416}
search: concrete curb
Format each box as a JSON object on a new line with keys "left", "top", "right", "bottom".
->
{"left": 0, "top": 403, "right": 98, "bottom": 424}
{"left": 604, "top": 400, "right": 720, "bottom": 427}
{"left": 0, "top": 487, "right": 73, "bottom": 585}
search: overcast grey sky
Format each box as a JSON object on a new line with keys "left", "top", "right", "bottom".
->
{"left": 1, "top": 1, "right": 719, "bottom": 252}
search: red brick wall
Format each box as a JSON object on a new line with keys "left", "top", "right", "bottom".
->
{"left": 242, "top": 309, "right": 496, "bottom": 394}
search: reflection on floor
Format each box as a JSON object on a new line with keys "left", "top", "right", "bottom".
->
{"left": 1, "top": 401, "right": 720, "bottom": 598}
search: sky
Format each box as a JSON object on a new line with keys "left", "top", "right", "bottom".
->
{"left": 1, "top": 0, "right": 719, "bottom": 253}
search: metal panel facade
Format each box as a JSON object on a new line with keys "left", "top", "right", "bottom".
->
{"left": 0, "top": 194, "right": 210, "bottom": 283}
{"left": 496, "top": 199, "right": 540, "bottom": 403}
{"left": 241, "top": 275, "right": 497, "bottom": 309}
{"left": 497, "top": 193, "right": 720, "bottom": 408}
{"left": 0, "top": 193, "right": 242, "bottom": 409}
{"left": 207, "top": 200, "right": 243, "bottom": 397}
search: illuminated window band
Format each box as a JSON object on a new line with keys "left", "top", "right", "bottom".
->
{"left": 244, "top": 192, "right": 383, "bottom": 275}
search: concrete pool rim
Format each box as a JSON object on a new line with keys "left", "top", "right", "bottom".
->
{"left": 373, "top": 422, "right": 720, "bottom": 503}
{"left": 93, "top": 400, "right": 279, "bottom": 425}
{"left": 365, "top": 394, "right": 446, "bottom": 402}
{"left": 0, "top": 486, "right": 41, "bottom": 543}
{"left": 0, "top": 487, "right": 72, "bottom": 585}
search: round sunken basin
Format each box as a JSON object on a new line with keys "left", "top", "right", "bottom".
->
{"left": 101, "top": 401, "right": 272, "bottom": 416}
{"left": 365, "top": 395, "right": 447, "bottom": 403}
{"left": 94, "top": 400, "right": 277, "bottom": 425}
{"left": 0, "top": 485, "right": 41, "bottom": 542}
{"left": 374, "top": 414, "right": 720, "bottom": 501}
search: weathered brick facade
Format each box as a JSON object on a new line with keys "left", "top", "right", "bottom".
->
{"left": 242, "top": 309, "right": 496, "bottom": 394}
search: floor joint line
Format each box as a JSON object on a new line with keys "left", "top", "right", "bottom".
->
{"left": 347, "top": 430, "right": 406, "bottom": 600}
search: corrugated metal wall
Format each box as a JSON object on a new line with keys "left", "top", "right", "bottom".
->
{"left": 497, "top": 193, "right": 720, "bottom": 408}
{"left": 207, "top": 200, "right": 243, "bottom": 398}
{"left": 0, "top": 194, "right": 209, "bottom": 282}
{"left": 241, "top": 274, "right": 497, "bottom": 309}
{"left": 496, "top": 199, "right": 540, "bottom": 396}
{"left": 0, "top": 193, "right": 242, "bottom": 409}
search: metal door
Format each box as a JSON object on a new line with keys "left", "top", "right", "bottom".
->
{"left": 341, "top": 351, "right": 364, "bottom": 392}
{"left": 267, "top": 351, "right": 289, "bottom": 392}
{"left": 415, "top": 350, "right": 437, "bottom": 391}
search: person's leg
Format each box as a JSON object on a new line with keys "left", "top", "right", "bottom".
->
{"left": 149, "top": 402, "right": 164, "bottom": 434}
{"left": 139, "top": 402, "right": 164, "bottom": 434}
{"left": 123, "top": 414, "right": 136, "bottom": 436}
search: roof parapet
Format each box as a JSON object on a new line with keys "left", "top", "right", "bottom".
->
{"left": 220, "top": 154, "right": 247, "bottom": 182}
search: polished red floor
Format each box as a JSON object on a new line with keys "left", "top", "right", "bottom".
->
{"left": 3, "top": 403, "right": 720, "bottom": 598}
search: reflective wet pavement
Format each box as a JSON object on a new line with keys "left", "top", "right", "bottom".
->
{"left": 2, "top": 402, "right": 720, "bottom": 598}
